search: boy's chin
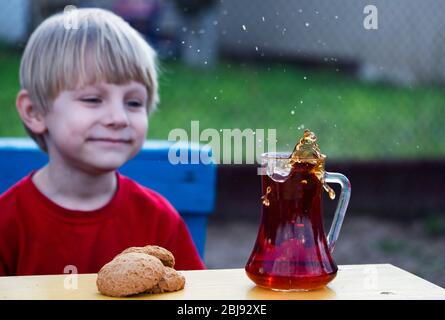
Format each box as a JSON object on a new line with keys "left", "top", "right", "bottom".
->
{"left": 83, "top": 159, "right": 128, "bottom": 175}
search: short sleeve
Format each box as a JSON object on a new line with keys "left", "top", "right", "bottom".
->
{"left": 166, "top": 218, "right": 206, "bottom": 270}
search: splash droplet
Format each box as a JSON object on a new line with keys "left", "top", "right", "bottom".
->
{"left": 261, "top": 186, "right": 272, "bottom": 206}
{"left": 324, "top": 185, "right": 336, "bottom": 200}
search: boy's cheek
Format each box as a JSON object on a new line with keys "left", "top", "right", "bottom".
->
{"left": 136, "top": 116, "right": 149, "bottom": 136}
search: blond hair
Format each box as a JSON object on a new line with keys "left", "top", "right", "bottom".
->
{"left": 19, "top": 8, "right": 159, "bottom": 152}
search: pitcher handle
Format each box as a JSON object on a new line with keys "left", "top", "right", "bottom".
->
{"left": 324, "top": 172, "right": 351, "bottom": 253}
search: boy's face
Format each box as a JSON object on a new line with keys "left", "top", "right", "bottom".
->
{"left": 43, "top": 81, "right": 148, "bottom": 173}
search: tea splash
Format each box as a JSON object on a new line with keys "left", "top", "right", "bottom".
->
{"left": 289, "top": 129, "right": 335, "bottom": 200}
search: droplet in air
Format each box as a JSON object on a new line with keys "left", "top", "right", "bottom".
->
{"left": 242, "top": 25, "right": 247, "bottom": 31}
{"left": 262, "top": 16, "right": 265, "bottom": 22}
{"left": 291, "top": 110, "right": 295, "bottom": 115}
{"left": 305, "top": 22, "right": 310, "bottom": 27}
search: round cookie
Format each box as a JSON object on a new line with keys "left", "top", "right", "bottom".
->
{"left": 148, "top": 267, "right": 185, "bottom": 294}
{"left": 119, "top": 245, "right": 175, "bottom": 268}
{"left": 97, "top": 252, "right": 164, "bottom": 297}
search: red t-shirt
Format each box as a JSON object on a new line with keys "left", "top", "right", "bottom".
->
{"left": 0, "top": 171, "right": 205, "bottom": 276}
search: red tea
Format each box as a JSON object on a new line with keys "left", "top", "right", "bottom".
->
{"left": 245, "top": 130, "right": 345, "bottom": 291}
{"left": 245, "top": 162, "right": 337, "bottom": 290}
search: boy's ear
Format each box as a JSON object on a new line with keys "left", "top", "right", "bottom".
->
{"left": 16, "top": 89, "right": 47, "bottom": 134}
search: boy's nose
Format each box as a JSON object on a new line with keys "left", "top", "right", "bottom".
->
{"left": 103, "top": 103, "right": 130, "bottom": 128}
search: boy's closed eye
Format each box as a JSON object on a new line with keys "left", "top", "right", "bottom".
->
{"left": 79, "top": 97, "right": 145, "bottom": 108}
{"left": 126, "top": 100, "right": 144, "bottom": 108}
{"left": 74, "top": 82, "right": 147, "bottom": 108}
{"left": 81, "top": 97, "right": 102, "bottom": 104}
{"left": 124, "top": 88, "right": 148, "bottom": 109}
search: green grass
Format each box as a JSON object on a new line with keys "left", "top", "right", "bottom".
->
{"left": 377, "top": 238, "right": 406, "bottom": 254}
{"left": 1, "top": 48, "right": 445, "bottom": 160}
{"left": 0, "top": 50, "right": 22, "bottom": 136}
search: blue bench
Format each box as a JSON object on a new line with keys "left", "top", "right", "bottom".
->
{"left": 0, "top": 138, "right": 217, "bottom": 259}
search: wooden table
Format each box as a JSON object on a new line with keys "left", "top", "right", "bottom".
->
{"left": 0, "top": 264, "right": 444, "bottom": 300}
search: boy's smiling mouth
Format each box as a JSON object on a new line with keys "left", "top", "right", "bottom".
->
{"left": 87, "top": 137, "right": 133, "bottom": 144}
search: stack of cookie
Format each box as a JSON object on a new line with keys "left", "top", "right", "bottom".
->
{"left": 96, "top": 245, "right": 185, "bottom": 297}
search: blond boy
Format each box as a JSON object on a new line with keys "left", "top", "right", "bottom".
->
{"left": 0, "top": 8, "right": 204, "bottom": 276}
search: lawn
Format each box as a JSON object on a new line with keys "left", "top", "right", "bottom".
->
{"left": 1, "top": 48, "right": 444, "bottom": 160}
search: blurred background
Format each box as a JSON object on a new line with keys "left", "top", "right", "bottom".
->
{"left": 0, "top": 0, "right": 444, "bottom": 287}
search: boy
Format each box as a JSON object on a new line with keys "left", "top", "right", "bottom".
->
{"left": 0, "top": 8, "right": 205, "bottom": 276}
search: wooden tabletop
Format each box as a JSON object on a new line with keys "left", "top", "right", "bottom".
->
{"left": 0, "top": 264, "right": 444, "bottom": 300}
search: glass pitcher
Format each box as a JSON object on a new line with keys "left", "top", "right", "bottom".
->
{"left": 245, "top": 151, "right": 351, "bottom": 291}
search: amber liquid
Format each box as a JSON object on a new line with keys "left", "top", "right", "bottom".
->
{"left": 245, "top": 162, "right": 337, "bottom": 291}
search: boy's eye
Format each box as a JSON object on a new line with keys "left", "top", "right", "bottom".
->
{"left": 81, "top": 97, "right": 102, "bottom": 104}
{"left": 126, "top": 100, "right": 144, "bottom": 108}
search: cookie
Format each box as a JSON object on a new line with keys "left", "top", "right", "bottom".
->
{"left": 118, "top": 246, "right": 148, "bottom": 256}
{"left": 97, "top": 252, "right": 164, "bottom": 297}
{"left": 143, "top": 245, "right": 175, "bottom": 268}
{"left": 119, "top": 245, "right": 175, "bottom": 268}
{"left": 148, "top": 267, "right": 186, "bottom": 294}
